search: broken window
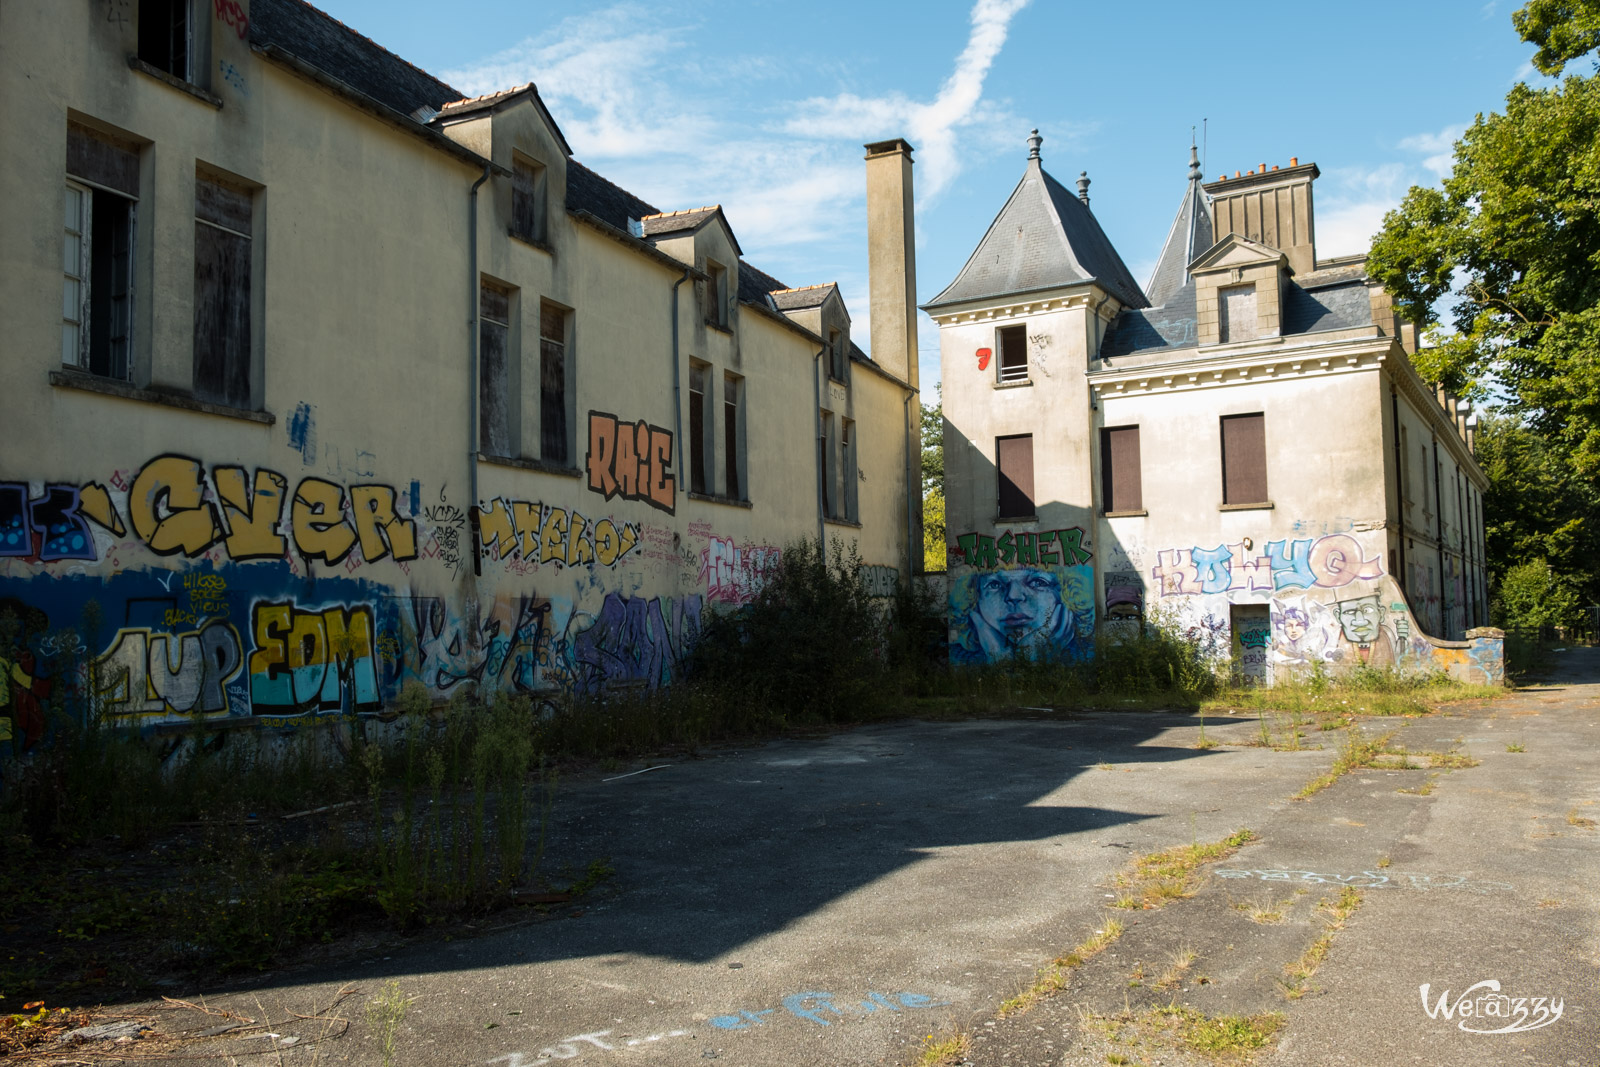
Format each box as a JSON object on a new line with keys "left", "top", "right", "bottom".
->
{"left": 998, "top": 324, "right": 1027, "bottom": 383}
{"left": 511, "top": 155, "right": 547, "bottom": 245}
{"left": 540, "top": 302, "right": 567, "bottom": 464}
{"left": 1101, "top": 425, "right": 1142, "bottom": 513}
{"left": 478, "top": 281, "right": 512, "bottom": 456}
{"left": 64, "top": 123, "right": 139, "bottom": 380}
{"left": 138, "top": 0, "right": 192, "bottom": 80}
{"left": 996, "top": 434, "right": 1034, "bottom": 518}
{"left": 689, "top": 362, "right": 710, "bottom": 495}
{"left": 1220, "top": 413, "right": 1268, "bottom": 505}
{"left": 193, "top": 172, "right": 253, "bottom": 409}
{"left": 724, "top": 372, "right": 743, "bottom": 501}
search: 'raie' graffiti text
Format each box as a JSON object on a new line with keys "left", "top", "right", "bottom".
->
{"left": 954, "top": 527, "right": 1091, "bottom": 569}
{"left": 1152, "top": 533, "right": 1382, "bottom": 596}
{"left": 585, "top": 412, "right": 675, "bottom": 514}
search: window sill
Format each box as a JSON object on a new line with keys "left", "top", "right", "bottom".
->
{"left": 1104, "top": 509, "right": 1148, "bottom": 518}
{"left": 1219, "top": 501, "right": 1274, "bottom": 512}
{"left": 479, "top": 453, "right": 581, "bottom": 478}
{"left": 508, "top": 230, "right": 554, "bottom": 256}
{"left": 993, "top": 378, "right": 1033, "bottom": 389}
{"left": 51, "top": 369, "right": 273, "bottom": 424}
{"left": 688, "top": 491, "right": 752, "bottom": 509}
{"left": 128, "top": 56, "right": 223, "bottom": 107}
{"left": 824, "top": 517, "right": 862, "bottom": 529}
{"left": 995, "top": 514, "right": 1038, "bottom": 525}
{"left": 704, "top": 320, "right": 733, "bottom": 335}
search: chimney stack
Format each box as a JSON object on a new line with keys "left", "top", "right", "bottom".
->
{"left": 1203, "top": 159, "right": 1320, "bottom": 275}
{"left": 864, "top": 139, "right": 919, "bottom": 389}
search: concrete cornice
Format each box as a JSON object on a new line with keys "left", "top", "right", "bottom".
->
{"left": 924, "top": 284, "right": 1107, "bottom": 326}
{"left": 1090, "top": 333, "right": 1391, "bottom": 397}
{"left": 1378, "top": 348, "right": 1486, "bottom": 486}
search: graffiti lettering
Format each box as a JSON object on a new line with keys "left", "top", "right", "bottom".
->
{"left": 860, "top": 564, "right": 898, "bottom": 599}
{"left": 96, "top": 620, "right": 244, "bottom": 719}
{"left": 1153, "top": 534, "right": 1383, "bottom": 598}
{"left": 585, "top": 411, "right": 675, "bottom": 514}
{"left": 248, "top": 603, "right": 379, "bottom": 714}
{"left": 700, "top": 536, "right": 781, "bottom": 604}
{"left": 476, "top": 499, "right": 641, "bottom": 570}
{"left": 572, "top": 593, "right": 701, "bottom": 692}
{"left": 213, "top": 0, "right": 248, "bottom": 38}
{"left": 953, "top": 527, "right": 1091, "bottom": 569}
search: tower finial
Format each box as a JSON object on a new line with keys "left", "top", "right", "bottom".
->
{"left": 1027, "top": 128, "right": 1042, "bottom": 161}
{"left": 1077, "top": 170, "right": 1090, "bottom": 207}
{"left": 1188, "top": 138, "right": 1201, "bottom": 181}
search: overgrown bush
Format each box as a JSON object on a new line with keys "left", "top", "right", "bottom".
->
{"left": 1493, "top": 558, "right": 1584, "bottom": 632}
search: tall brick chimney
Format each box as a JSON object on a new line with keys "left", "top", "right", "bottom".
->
{"left": 1203, "top": 160, "right": 1320, "bottom": 275}
{"left": 864, "top": 139, "right": 919, "bottom": 388}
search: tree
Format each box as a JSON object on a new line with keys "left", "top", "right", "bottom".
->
{"left": 921, "top": 386, "right": 947, "bottom": 571}
{"left": 1494, "top": 558, "right": 1584, "bottom": 630}
{"left": 1367, "top": 2, "right": 1600, "bottom": 475}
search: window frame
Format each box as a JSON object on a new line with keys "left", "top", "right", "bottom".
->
{"left": 538, "top": 300, "right": 569, "bottom": 465}
{"left": 842, "top": 417, "right": 858, "bottom": 522}
{"left": 1218, "top": 283, "right": 1258, "bottom": 344}
{"left": 1100, "top": 425, "right": 1143, "bottom": 515}
{"left": 996, "top": 433, "right": 1036, "bottom": 519}
{"left": 723, "top": 371, "right": 745, "bottom": 501}
{"left": 137, "top": 0, "right": 194, "bottom": 82}
{"left": 689, "top": 360, "right": 711, "bottom": 495}
{"left": 192, "top": 171, "right": 255, "bottom": 410}
{"left": 997, "top": 323, "right": 1028, "bottom": 383}
{"left": 1219, "top": 412, "right": 1269, "bottom": 507}
{"left": 704, "top": 260, "right": 728, "bottom": 328}
{"left": 511, "top": 154, "right": 548, "bottom": 246}
{"left": 477, "top": 279, "right": 515, "bottom": 457}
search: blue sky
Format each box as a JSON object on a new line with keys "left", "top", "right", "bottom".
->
{"left": 316, "top": 0, "right": 1545, "bottom": 389}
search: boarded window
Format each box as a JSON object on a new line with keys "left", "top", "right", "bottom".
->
{"left": 67, "top": 123, "right": 139, "bottom": 196}
{"left": 192, "top": 174, "right": 252, "bottom": 408}
{"left": 138, "top": 0, "right": 190, "bottom": 79}
{"left": 821, "top": 412, "right": 836, "bottom": 518}
{"left": 1101, "top": 426, "right": 1142, "bottom": 513}
{"left": 829, "top": 328, "right": 847, "bottom": 382}
{"left": 689, "top": 363, "right": 709, "bottom": 495}
{"left": 1220, "top": 413, "right": 1268, "bottom": 505}
{"left": 512, "top": 156, "right": 546, "bottom": 244}
{"left": 996, "top": 434, "right": 1035, "bottom": 518}
{"left": 478, "top": 282, "right": 512, "bottom": 456}
{"left": 998, "top": 324, "right": 1027, "bottom": 382}
{"left": 724, "top": 373, "right": 742, "bottom": 500}
{"left": 1218, "top": 284, "right": 1257, "bottom": 343}
{"left": 704, "top": 261, "right": 727, "bottom": 326}
{"left": 540, "top": 302, "right": 567, "bottom": 464}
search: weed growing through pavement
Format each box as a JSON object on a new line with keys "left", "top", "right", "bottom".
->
{"left": 911, "top": 1027, "right": 971, "bottom": 1067}
{"left": 1507, "top": 742, "right": 1527, "bottom": 752}
{"left": 1281, "top": 886, "right": 1362, "bottom": 999}
{"left": 998, "top": 920, "right": 1125, "bottom": 1017}
{"left": 1294, "top": 730, "right": 1395, "bottom": 800}
{"left": 1567, "top": 809, "right": 1597, "bottom": 829}
{"left": 1156, "top": 946, "right": 1197, "bottom": 990}
{"left": 364, "top": 981, "right": 411, "bottom": 1067}
{"left": 1079, "top": 1005, "right": 1284, "bottom": 1063}
{"left": 1111, "top": 829, "right": 1257, "bottom": 910}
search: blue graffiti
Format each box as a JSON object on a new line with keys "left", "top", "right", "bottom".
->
{"left": 1192, "top": 544, "right": 1234, "bottom": 595}
{"left": 709, "top": 990, "right": 949, "bottom": 1030}
{"left": 1265, "top": 538, "right": 1318, "bottom": 590}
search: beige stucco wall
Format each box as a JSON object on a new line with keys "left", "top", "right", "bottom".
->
{"left": 0, "top": 3, "right": 914, "bottom": 732}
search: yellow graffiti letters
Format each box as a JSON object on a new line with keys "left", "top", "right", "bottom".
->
{"left": 214, "top": 465, "right": 289, "bottom": 560}
{"left": 291, "top": 477, "right": 357, "bottom": 564}
{"left": 77, "top": 482, "right": 125, "bottom": 536}
{"left": 350, "top": 484, "right": 418, "bottom": 563}
{"left": 540, "top": 507, "right": 568, "bottom": 565}
{"left": 566, "top": 511, "right": 593, "bottom": 567}
{"left": 129, "top": 455, "right": 221, "bottom": 556}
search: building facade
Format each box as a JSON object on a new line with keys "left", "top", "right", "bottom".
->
{"left": 0, "top": 0, "right": 920, "bottom": 747}
{"left": 928, "top": 134, "right": 1499, "bottom": 685}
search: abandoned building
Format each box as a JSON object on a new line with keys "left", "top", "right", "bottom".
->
{"left": 929, "top": 132, "right": 1499, "bottom": 685}
{"left": 0, "top": 0, "right": 922, "bottom": 744}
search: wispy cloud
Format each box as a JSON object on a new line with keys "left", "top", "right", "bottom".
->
{"left": 1398, "top": 124, "right": 1466, "bottom": 179}
{"left": 1313, "top": 131, "right": 1467, "bottom": 257}
{"left": 441, "top": 0, "right": 1032, "bottom": 261}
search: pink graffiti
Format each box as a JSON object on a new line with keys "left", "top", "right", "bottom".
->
{"left": 699, "top": 535, "right": 780, "bottom": 606}
{"left": 214, "top": 0, "right": 248, "bottom": 38}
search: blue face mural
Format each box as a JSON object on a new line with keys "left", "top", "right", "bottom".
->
{"left": 949, "top": 565, "right": 1095, "bottom": 665}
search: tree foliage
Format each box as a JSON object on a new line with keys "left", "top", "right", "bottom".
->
{"left": 1367, "top": 4, "right": 1600, "bottom": 474}
{"left": 920, "top": 386, "right": 947, "bottom": 571}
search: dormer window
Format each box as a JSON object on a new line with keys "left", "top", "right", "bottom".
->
{"left": 828, "top": 328, "right": 846, "bottom": 381}
{"left": 1218, "top": 284, "right": 1257, "bottom": 343}
{"left": 705, "top": 259, "right": 728, "bottom": 327}
{"left": 511, "top": 155, "right": 547, "bottom": 245}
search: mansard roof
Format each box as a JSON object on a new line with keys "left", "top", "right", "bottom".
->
{"left": 925, "top": 155, "right": 1147, "bottom": 311}
{"left": 1144, "top": 145, "right": 1214, "bottom": 309}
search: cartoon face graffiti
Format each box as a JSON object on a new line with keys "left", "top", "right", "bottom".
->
{"left": 950, "top": 565, "right": 1095, "bottom": 664}
{"left": 1280, "top": 609, "right": 1307, "bottom": 644}
{"left": 1336, "top": 595, "right": 1384, "bottom": 644}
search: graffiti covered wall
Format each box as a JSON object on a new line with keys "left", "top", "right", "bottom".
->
{"left": 948, "top": 527, "right": 1094, "bottom": 664}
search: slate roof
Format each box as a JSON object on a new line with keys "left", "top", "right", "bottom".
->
{"left": 1144, "top": 146, "right": 1214, "bottom": 309}
{"left": 769, "top": 283, "right": 838, "bottom": 311}
{"left": 566, "top": 160, "right": 659, "bottom": 231}
{"left": 249, "top": 0, "right": 460, "bottom": 117}
{"left": 925, "top": 157, "right": 1148, "bottom": 311}
{"left": 1100, "top": 275, "right": 1376, "bottom": 359}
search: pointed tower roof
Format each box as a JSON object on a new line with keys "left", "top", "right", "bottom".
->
{"left": 924, "top": 131, "right": 1147, "bottom": 311}
{"left": 1143, "top": 142, "right": 1213, "bottom": 308}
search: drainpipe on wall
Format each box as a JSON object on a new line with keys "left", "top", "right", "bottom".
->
{"left": 813, "top": 344, "right": 827, "bottom": 546}
{"left": 467, "top": 163, "right": 492, "bottom": 578}
{"left": 903, "top": 388, "right": 917, "bottom": 575}
{"left": 670, "top": 270, "right": 691, "bottom": 479}
{"left": 1433, "top": 437, "right": 1446, "bottom": 631}
{"left": 1390, "top": 387, "right": 1407, "bottom": 597}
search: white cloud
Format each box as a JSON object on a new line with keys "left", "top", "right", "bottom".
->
{"left": 1311, "top": 130, "right": 1468, "bottom": 258}
{"left": 1398, "top": 124, "right": 1466, "bottom": 180}
{"left": 441, "top": 0, "right": 1032, "bottom": 263}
